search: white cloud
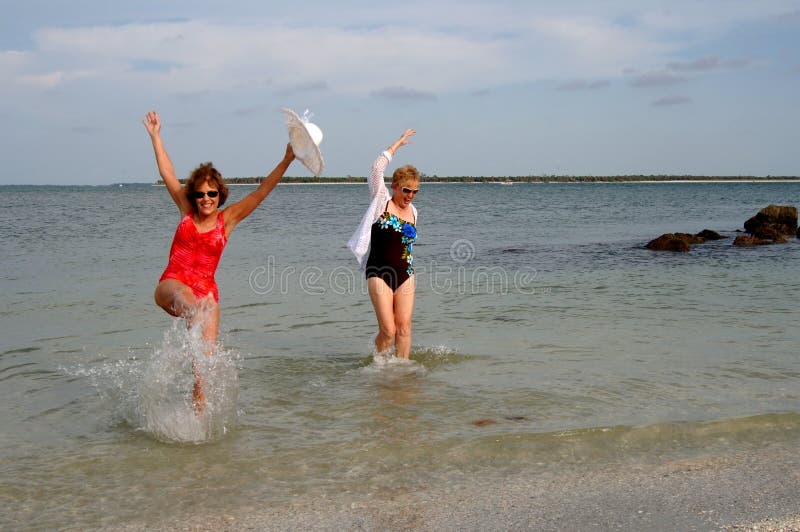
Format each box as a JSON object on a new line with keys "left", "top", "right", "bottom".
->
{"left": 15, "top": 21, "right": 515, "bottom": 95}
{"left": 528, "top": 15, "right": 675, "bottom": 74}
{"left": 8, "top": 2, "right": 761, "bottom": 94}
{"left": 20, "top": 69, "right": 96, "bottom": 89}
{"left": 0, "top": 50, "right": 29, "bottom": 68}
{"left": 2, "top": 1, "right": 790, "bottom": 98}
{"left": 1, "top": 1, "right": 798, "bottom": 183}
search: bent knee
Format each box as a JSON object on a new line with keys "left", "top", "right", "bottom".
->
{"left": 154, "top": 286, "right": 174, "bottom": 313}
{"left": 155, "top": 280, "right": 193, "bottom": 316}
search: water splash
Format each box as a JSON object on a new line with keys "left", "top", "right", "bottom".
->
{"left": 134, "top": 321, "right": 239, "bottom": 443}
{"left": 358, "top": 345, "right": 469, "bottom": 375}
{"left": 409, "top": 345, "right": 473, "bottom": 369}
{"left": 367, "top": 350, "right": 426, "bottom": 375}
{"left": 71, "top": 320, "right": 240, "bottom": 444}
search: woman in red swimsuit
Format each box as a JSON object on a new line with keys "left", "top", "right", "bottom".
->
{"left": 144, "top": 110, "right": 295, "bottom": 409}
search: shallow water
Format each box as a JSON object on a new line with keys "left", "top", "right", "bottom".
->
{"left": 2, "top": 182, "right": 800, "bottom": 528}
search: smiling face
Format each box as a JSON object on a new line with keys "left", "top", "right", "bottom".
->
{"left": 185, "top": 162, "right": 229, "bottom": 214}
{"left": 193, "top": 180, "right": 220, "bottom": 216}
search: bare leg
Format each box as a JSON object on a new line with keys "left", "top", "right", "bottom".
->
{"left": 155, "top": 279, "right": 197, "bottom": 318}
{"left": 189, "top": 296, "right": 220, "bottom": 413}
{"left": 191, "top": 361, "right": 206, "bottom": 413}
{"left": 368, "top": 277, "right": 397, "bottom": 353}
{"left": 393, "top": 276, "right": 416, "bottom": 359}
{"left": 155, "top": 280, "right": 219, "bottom": 413}
{"left": 194, "top": 295, "right": 220, "bottom": 346}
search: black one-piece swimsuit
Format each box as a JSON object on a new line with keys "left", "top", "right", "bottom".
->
{"left": 365, "top": 203, "right": 417, "bottom": 292}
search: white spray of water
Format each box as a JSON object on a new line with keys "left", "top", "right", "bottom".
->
{"left": 72, "top": 320, "right": 240, "bottom": 444}
{"left": 360, "top": 349, "right": 428, "bottom": 377}
{"left": 359, "top": 345, "right": 467, "bottom": 376}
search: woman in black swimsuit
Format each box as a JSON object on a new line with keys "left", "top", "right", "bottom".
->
{"left": 365, "top": 199, "right": 417, "bottom": 292}
{"left": 348, "top": 129, "right": 419, "bottom": 358}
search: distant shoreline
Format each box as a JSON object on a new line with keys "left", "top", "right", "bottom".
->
{"left": 4, "top": 178, "right": 800, "bottom": 187}
{"left": 150, "top": 177, "right": 800, "bottom": 186}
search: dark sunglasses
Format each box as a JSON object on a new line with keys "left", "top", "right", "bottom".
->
{"left": 401, "top": 187, "right": 419, "bottom": 195}
{"left": 193, "top": 190, "right": 219, "bottom": 199}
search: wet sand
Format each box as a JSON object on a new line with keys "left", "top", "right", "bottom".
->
{"left": 120, "top": 440, "right": 800, "bottom": 531}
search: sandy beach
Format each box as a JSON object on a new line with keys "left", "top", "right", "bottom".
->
{"left": 117, "top": 439, "right": 800, "bottom": 531}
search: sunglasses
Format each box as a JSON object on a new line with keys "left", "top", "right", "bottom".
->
{"left": 401, "top": 187, "right": 420, "bottom": 195}
{"left": 193, "top": 190, "right": 219, "bottom": 199}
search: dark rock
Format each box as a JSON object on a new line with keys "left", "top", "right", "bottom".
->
{"left": 753, "top": 224, "right": 788, "bottom": 242}
{"left": 744, "top": 205, "right": 798, "bottom": 236}
{"left": 647, "top": 234, "right": 692, "bottom": 252}
{"left": 675, "top": 232, "right": 706, "bottom": 245}
{"left": 733, "top": 235, "right": 771, "bottom": 247}
{"left": 696, "top": 229, "right": 725, "bottom": 240}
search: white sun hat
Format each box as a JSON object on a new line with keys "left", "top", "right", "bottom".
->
{"left": 282, "top": 108, "right": 324, "bottom": 177}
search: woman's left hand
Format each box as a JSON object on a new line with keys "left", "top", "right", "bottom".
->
{"left": 284, "top": 143, "right": 296, "bottom": 163}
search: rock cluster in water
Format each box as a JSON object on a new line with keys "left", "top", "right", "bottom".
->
{"left": 737, "top": 204, "right": 799, "bottom": 246}
{"left": 646, "top": 230, "right": 724, "bottom": 252}
{"left": 647, "top": 204, "right": 798, "bottom": 252}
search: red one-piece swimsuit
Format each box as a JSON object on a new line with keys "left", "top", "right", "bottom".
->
{"left": 159, "top": 211, "right": 227, "bottom": 302}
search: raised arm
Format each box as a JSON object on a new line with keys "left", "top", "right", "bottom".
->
{"left": 222, "top": 143, "right": 295, "bottom": 236}
{"left": 143, "top": 111, "right": 191, "bottom": 214}
{"left": 387, "top": 128, "right": 415, "bottom": 158}
{"left": 368, "top": 128, "right": 416, "bottom": 197}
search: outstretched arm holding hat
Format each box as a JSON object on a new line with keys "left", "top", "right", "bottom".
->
{"left": 221, "top": 143, "right": 295, "bottom": 235}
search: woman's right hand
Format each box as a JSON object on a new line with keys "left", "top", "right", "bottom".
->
{"left": 143, "top": 111, "right": 161, "bottom": 137}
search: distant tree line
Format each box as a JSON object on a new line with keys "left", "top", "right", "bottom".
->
{"left": 156, "top": 174, "right": 799, "bottom": 185}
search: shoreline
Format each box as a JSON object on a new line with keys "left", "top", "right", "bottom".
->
{"left": 149, "top": 178, "right": 800, "bottom": 187}
{"left": 117, "top": 439, "right": 800, "bottom": 531}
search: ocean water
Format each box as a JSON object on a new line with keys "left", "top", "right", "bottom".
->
{"left": 2, "top": 181, "right": 800, "bottom": 528}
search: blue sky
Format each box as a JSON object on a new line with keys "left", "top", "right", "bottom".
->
{"left": 1, "top": 0, "right": 798, "bottom": 184}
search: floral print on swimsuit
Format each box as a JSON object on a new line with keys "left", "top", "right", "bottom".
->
{"left": 378, "top": 212, "right": 417, "bottom": 276}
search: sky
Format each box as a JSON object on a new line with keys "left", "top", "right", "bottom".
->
{"left": 0, "top": 0, "right": 798, "bottom": 184}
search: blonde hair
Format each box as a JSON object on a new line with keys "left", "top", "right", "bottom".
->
{"left": 391, "top": 164, "right": 420, "bottom": 187}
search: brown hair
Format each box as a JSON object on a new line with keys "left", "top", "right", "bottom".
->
{"left": 184, "top": 162, "right": 229, "bottom": 206}
{"left": 391, "top": 164, "right": 420, "bottom": 187}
